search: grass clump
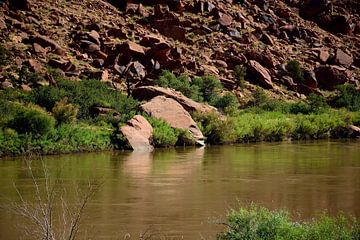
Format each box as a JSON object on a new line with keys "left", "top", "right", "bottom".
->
{"left": 52, "top": 97, "right": 79, "bottom": 125}
{"left": 217, "top": 205, "right": 359, "bottom": 240}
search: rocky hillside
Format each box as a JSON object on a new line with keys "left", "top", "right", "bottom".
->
{"left": 0, "top": 0, "right": 359, "bottom": 100}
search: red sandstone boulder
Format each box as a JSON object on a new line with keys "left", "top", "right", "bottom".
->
{"left": 120, "top": 115, "right": 154, "bottom": 151}
{"left": 141, "top": 96, "right": 204, "bottom": 145}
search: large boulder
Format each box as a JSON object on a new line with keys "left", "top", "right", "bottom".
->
{"left": 132, "top": 86, "right": 217, "bottom": 113}
{"left": 315, "top": 65, "right": 349, "bottom": 90}
{"left": 247, "top": 60, "right": 274, "bottom": 89}
{"left": 120, "top": 115, "right": 154, "bottom": 151}
{"left": 141, "top": 96, "right": 205, "bottom": 145}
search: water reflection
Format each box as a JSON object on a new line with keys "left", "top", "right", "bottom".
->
{"left": 0, "top": 141, "right": 359, "bottom": 239}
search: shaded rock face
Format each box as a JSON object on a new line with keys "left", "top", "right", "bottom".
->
{"left": 315, "top": 65, "right": 349, "bottom": 90}
{"left": 120, "top": 115, "right": 154, "bottom": 151}
{"left": 132, "top": 86, "right": 217, "bottom": 113}
{"left": 141, "top": 96, "right": 205, "bottom": 145}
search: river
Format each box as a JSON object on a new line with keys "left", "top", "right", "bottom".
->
{"left": 0, "top": 140, "right": 359, "bottom": 239}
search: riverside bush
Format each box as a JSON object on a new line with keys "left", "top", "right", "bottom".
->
{"left": 217, "top": 205, "right": 359, "bottom": 240}
{"left": 0, "top": 122, "right": 112, "bottom": 156}
{"left": 147, "top": 117, "right": 179, "bottom": 147}
{"left": 194, "top": 112, "right": 236, "bottom": 144}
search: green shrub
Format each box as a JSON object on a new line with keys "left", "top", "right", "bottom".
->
{"left": 332, "top": 84, "right": 360, "bottom": 111}
{"left": 286, "top": 60, "right": 304, "bottom": 82}
{"left": 217, "top": 205, "right": 359, "bottom": 240}
{"left": 194, "top": 112, "right": 236, "bottom": 144}
{"left": 308, "top": 93, "right": 329, "bottom": 113}
{"left": 8, "top": 106, "right": 55, "bottom": 138}
{"left": 234, "top": 65, "right": 246, "bottom": 89}
{"left": 147, "top": 117, "right": 179, "bottom": 147}
{"left": 213, "top": 92, "right": 239, "bottom": 115}
{"left": 52, "top": 97, "right": 79, "bottom": 124}
{"left": 192, "top": 75, "right": 223, "bottom": 103}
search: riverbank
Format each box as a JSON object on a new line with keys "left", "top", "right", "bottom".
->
{"left": 1, "top": 73, "right": 360, "bottom": 157}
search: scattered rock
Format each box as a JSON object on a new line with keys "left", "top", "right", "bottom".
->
{"left": 141, "top": 96, "right": 204, "bottom": 145}
{"left": 315, "top": 65, "right": 349, "bottom": 90}
{"left": 32, "top": 35, "right": 66, "bottom": 56}
{"left": 333, "top": 49, "right": 353, "bottom": 67}
{"left": 120, "top": 115, "right": 154, "bottom": 151}
{"left": 247, "top": 60, "right": 273, "bottom": 89}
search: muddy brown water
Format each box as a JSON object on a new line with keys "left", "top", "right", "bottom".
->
{"left": 0, "top": 140, "right": 359, "bottom": 239}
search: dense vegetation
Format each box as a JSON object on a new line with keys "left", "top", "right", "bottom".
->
{"left": 218, "top": 205, "right": 359, "bottom": 240}
{"left": 1, "top": 69, "right": 359, "bottom": 156}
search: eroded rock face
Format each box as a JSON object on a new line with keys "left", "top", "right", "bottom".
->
{"left": 141, "top": 96, "right": 205, "bottom": 145}
{"left": 132, "top": 86, "right": 217, "bottom": 113}
{"left": 120, "top": 115, "right": 154, "bottom": 151}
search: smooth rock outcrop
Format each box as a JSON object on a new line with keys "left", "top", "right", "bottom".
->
{"left": 141, "top": 96, "right": 205, "bottom": 145}
{"left": 132, "top": 86, "right": 217, "bottom": 113}
{"left": 120, "top": 115, "right": 154, "bottom": 151}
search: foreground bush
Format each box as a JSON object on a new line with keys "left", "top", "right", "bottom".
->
{"left": 218, "top": 205, "right": 359, "bottom": 240}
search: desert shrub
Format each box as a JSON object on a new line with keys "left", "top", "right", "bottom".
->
{"left": 308, "top": 93, "right": 329, "bottom": 113}
{"left": 213, "top": 92, "right": 240, "bottom": 115}
{"left": 7, "top": 106, "right": 55, "bottom": 138}
{"left": 52, "top": 97, "right": 79, "bottom": 124}
{"left": 248, "top": 89, "right": 290, "bottom": 113}
{"left": 147, "top": 117, "right": 179, "bottom": 147}
{"left": 289, "top": 102, "right": 312, "bottom": 114}
{"left": 217, "top": 205, "right": 359, "bottom": 240}
{"left": 331, "top": 84, "right": 360, "bottom": 111}
{"left": 155, "top": 70, "right": 201, "bottom": 101}
{"left": 286, "top": 60, "right": 304, "bottom": 82}
{"left": 234, "top": 65, "right": 246, "bottom": 89}
{"left": 192, "top": 75, "right": 223, "bottom": 103}
{"left": 194, "top": 112, "right": 236, "bottom": 144}
{"left": 31, "top": 79, "right": 138, "bottom": 120}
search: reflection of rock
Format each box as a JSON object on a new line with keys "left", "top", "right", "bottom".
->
{"left": 123, "top": 151, "right": 153, "bottom": 177}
